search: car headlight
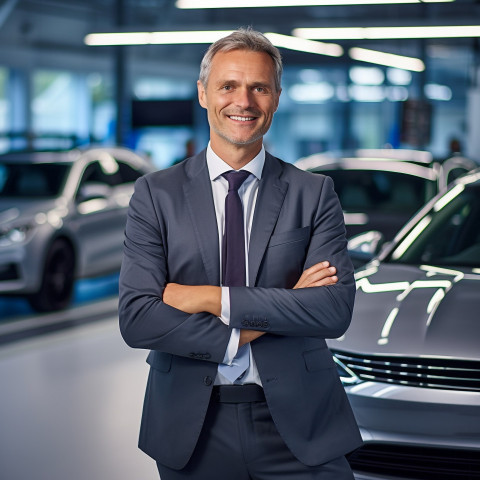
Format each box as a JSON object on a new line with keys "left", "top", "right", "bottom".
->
{"left": 0, "top": 224, "right": 34, "bottom": 247}
{"left": 332, "top": 353, "right": 362, "bottom": 386}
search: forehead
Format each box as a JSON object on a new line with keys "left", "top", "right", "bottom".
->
{"left": 209, "top": 49, "right": 276, "bottom": 84}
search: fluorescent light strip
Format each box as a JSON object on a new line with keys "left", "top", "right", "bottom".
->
{"left": 85, "top": 30, "right": 344, "bottom": 57}
{"left": 84, "top": 31, "right": 234, "bottom": 46}
{"left": 294, "top": 25, "right": 480, "bottom": 40}
{"left": 176, "top": 0, "right": 452, "bottom": 8}
{"left": 265, "top": 32, "right": 343, "bottom": 56}
{"left": 349, "top": 47, "right": 425, "bottom": 71}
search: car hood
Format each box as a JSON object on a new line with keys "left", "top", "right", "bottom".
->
{"left": 0, "top": 198, "right": 61, "bottom": 226}
{"left": 328, "top": 263, "right": 480, "bottom": 361}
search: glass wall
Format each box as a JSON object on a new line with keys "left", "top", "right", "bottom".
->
{"left": 0, "top": 46, "right": 474, "bottom": 166}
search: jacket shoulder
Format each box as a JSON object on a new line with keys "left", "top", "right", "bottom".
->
{"left": 140, "top": 151, "right": 206, "bottom": 190}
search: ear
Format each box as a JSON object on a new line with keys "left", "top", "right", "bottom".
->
{"left": 197, "top": 80, "right": 207, "bottom": 109}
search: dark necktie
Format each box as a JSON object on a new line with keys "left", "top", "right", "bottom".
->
{"left": 219, "top": 170, "right": 251, "bottom": 383}
{"left": 222, "top": 170, "right": 251, "bottom": 287}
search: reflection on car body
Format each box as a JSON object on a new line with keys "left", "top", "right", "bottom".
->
{"left": 328, "top": 169, "right": 480, "bottom": 479}
{"left": 0, "top": 147, "right": 155, "bottom": 312}
{"left": 295, "top": 149, "right": 477, "bottom": 243}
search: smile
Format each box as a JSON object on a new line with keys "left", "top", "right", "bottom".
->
{"left": 228, "top": 115, "right": 256, "bottom": 122}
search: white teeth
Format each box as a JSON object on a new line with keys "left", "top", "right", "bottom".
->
{"left": 229, "top": 116, "right": 255, "bottom": 121}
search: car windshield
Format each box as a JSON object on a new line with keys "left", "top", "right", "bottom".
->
{"left": 388, "top": 182, "right": 480, "bottom": 268}
{"left": 0, "top": 162, "right": 71, "bottom": 198}
{"left": 319, "top": 169, "right": 435, "bottom": 215}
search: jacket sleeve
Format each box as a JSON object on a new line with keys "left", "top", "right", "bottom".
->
{"left": 118, "top": 175, "right": 231, "bottom": 362}
{"left": 229, "top": 175, "right": 355, "bottom": 339}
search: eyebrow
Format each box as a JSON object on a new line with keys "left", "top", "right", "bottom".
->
{"left": 214, "top": 79, "right": 272, "bottom": 88}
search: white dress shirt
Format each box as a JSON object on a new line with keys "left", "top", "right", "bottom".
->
{"left": 206, "top": 143, "right": 264, "bottom": 386}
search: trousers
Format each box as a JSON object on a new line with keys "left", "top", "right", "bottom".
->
{"left": 156, "top": 394, "right": 355, "bottom": 480}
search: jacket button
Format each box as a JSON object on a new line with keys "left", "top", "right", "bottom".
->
{"left": 203, "top": 376, "right": 213, "bottom": 386}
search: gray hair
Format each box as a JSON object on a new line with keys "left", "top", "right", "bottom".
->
{"left": 199, "top": 28, "right": 283, "bottom": 92}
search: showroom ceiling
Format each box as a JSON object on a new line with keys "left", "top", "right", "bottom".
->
{"left": 0, "top": 0, "right": 479, "bottom": 84}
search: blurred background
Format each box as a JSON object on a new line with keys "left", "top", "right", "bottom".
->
{"left": 0, "top": 0, "right": 479, "bottom": 166}
{"left": 1, "top": 1, "right": 480, "bottom": 479}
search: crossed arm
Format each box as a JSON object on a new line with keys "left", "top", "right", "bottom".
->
{"left": 163, "top": 261, "right": 338, "bottom": 347}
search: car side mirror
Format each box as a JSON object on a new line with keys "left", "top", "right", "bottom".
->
{"left": 347, "top": 230, "right": 385, "bottom": 269}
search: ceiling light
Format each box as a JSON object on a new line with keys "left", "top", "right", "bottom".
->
{"left": 424, "top": 83, "right": 452, "bottom": 101}
{"left": 349, "top": 85, "right": 386, "bottom": 102}
{"left": 387, "top": 68, "right": 412, "bottom": 85}
{"left": 386, "top": 86, "right": 409, "bottom": 101}
{"left": 289, "top": 82, "right": 335, "bottom": 102}
{"left": 84, "top": 31, "right": 234, "bottom": 46}
{"left": 349, "top": 66, "right": 384, "bottom": 85}
{"left": 85, "top": 30, "right": 343, "bottom": 57}
{"left": 177, "top": 0, "right": 453, "bottom": 8}
{"left": 349, "top": 47, "right": 425, "bottom": 72}
{"left": 265, "top": 33, "right": 343, "bottom": 56}
{"left": 294, "top": 25, "right": 480, "bottom": 40}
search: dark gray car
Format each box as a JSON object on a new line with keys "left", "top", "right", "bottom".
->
{"left": 328, "top": 169, "right": 480, "bottom": 479}
{"left": 0, "top": 147, "right": 155, "bottom": 312}
{"left": 295, "top": 149, "right": 476, "bottom": 243}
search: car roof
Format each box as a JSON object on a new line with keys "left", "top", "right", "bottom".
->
{"left": 295, "top": 149, "right": 435, "bottom": 171}
{"left": 0, "top": 146, "right": 151, "bottom": 168}
{"left": 296, "top": 153, "right": 439, "bottom": 181}
{"left": 0, "top": 150, "right": 81, "bottom": 164}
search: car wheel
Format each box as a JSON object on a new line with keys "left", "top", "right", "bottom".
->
{"left": 28, "top": 239, "right": 75, "bottom": 312}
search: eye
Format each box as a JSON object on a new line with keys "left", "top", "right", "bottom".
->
{"left": 222, "top": 85, "right": 232, "bottom": 91}
{"left": 254, "top": 86, "right": 270, "bottom": 94}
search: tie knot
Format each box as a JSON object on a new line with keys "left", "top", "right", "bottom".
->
{"left": 222, "top": 170, "right": 250, "bottom": 192}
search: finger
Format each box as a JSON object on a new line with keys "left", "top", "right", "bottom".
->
{"left": 294, "top": 267, "right": 337, "bottom": 289}
{"left": 303, "top": 266, "right": 336, "bottom": 285}
{"left": 303, "top": 261, "right": 330, "bottom": 275}
{"left": 312, "top": 275, "right": 338, "bottom": 287}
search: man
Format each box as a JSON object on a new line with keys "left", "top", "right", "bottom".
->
{"left": 119, "top": 28, "right": 362, "bottom": 480}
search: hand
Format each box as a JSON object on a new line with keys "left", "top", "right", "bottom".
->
{"left": 163, "top": 283, "right": 221, "bottom": 316}
{"left": 293, "top": 261, "right": 338, "bottom": 289}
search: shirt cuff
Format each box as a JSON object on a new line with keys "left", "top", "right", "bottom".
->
{"left": 220, "top": 286, "right": 239, "bottom": 364}
{"left": 219, "top": 286, "right": 230, "bottom": 326}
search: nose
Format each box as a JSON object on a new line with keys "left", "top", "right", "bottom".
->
{"left": 234, "top": 87, "right": 254, "bottom": 109}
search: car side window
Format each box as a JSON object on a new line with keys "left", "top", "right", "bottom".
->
{"left": 80, "top": 161, "right": 110, "bottom": 186}
{"left": 117, "top": 161, "right": 144, "bottom": 184}
{"left": 325, "top": 170, "right": 428, "bottom": 214}
{"left": 446, "top": 167, "right": 468, "bottom": 185}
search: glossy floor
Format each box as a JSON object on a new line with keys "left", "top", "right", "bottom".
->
{"left": 0, "top": 317, "right": 158, "bottom": 480}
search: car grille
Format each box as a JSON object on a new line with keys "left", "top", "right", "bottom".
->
{"left": 348, "top": 444, "right": 480, "bottom": 480}
{"left": 0, "top": 263, "right": 19, "bottom": 281}
{"left": 332, "top": 350, "right": 480, "bottom": 392}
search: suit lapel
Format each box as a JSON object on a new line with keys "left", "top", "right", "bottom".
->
{"left": 183, "top": 151, "right": 221, "bottom": 286}
{"left": 249, "top": 153, "right": 288, "bottom": 286}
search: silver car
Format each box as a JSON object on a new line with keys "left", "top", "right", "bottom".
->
{"left": 0, "top": 147, "right": 155, "bottom": 312}
{"left": 328, "top": 169, "right": 480, "bottom": 479}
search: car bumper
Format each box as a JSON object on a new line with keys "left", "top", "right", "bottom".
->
{"left": 0, "top": 244, "right": 42, "bottom": 294}
{"left": 345, "top": 381, "right": 480, "bottom": 479}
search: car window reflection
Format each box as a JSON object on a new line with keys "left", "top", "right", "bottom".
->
{"left": 389, "top": 185, "right": 480, "bottom": 267}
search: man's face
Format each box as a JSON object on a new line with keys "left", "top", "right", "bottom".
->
{"left": 197, "top": 49, "right": 281, "bottom": 153}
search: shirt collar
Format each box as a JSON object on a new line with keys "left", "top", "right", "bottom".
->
{"left": 206, "top": 142, "right": 265, "bottom": 182}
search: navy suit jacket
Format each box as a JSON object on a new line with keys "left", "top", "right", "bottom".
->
{"left": 118, "top": 150, "right": 362, "bottom": 469}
